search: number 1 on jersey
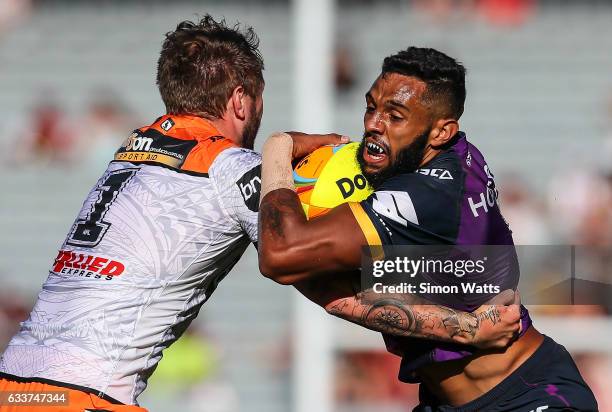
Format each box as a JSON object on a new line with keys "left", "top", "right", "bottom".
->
{"left": 67, "top": 169, "right": 137, "bottom": 248}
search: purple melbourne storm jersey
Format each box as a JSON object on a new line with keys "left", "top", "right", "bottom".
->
{"left": 348, "top": 132, "right": 532, "bottom": 382}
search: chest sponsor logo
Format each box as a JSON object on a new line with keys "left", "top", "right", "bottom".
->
{"left": 52, "top": 250, "right": 125, "bottom": 281}
{"left": 237, "top": 164, "right": 262, "bottom": 212}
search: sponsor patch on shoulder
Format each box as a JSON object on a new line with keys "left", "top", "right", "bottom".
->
{"left": 114, "top": 130, "right": 197, "bottom": 169}
{"left": 236, "top": 164, "right": 262, "bottom": 212}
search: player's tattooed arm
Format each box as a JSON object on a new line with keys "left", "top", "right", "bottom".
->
{"left": 259, "top": 189, "right": 299, "bottom": 241}
{"left": 291, "top": 274, "right": 520, "bottom": 348}
{"left": 259, "top": 190, "right": 365, "bottom": 283}
{"left": 324, "top": 290, "right": 520, "bottom": 349}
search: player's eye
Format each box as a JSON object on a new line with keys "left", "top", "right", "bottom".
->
{"left": 365, "top": 105, "right": 375, "bottom": 113}
{"left": 390, "top": 113, "right": 403, "bottom": 121}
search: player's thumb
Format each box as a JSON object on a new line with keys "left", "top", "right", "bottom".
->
{"left": 486, "top": 289, "right": 516, "bottom": 305}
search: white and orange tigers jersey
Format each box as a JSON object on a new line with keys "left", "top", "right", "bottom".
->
{"left": 0, "top": 115, "right": 261, "bottom": 405}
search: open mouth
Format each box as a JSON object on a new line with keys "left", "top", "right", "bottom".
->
{"left": 363, "top": 138, "right": 389, "bottom": 165}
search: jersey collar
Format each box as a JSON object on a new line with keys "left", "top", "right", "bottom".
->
{"left": 151, "top": 114, "right": 224, "bottom": 141}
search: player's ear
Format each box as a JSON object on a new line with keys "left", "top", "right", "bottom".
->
{"left": 429, "top": 118, "right": 459, "bottom": 147}
{"left": 229, "top": 85, "right": 247, "bottom": 121}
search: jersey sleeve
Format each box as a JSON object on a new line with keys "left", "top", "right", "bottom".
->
{"left": 210, "top": 148, "right": 261, "bottom": 244}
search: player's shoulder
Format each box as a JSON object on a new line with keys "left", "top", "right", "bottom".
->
{"left": 415, "top": 149, "right": 464, "bottom": 184}
{"left": 367, "top": 151, "right": 464, "bottom": 232}
{"left": 180, "top": 135, "right": 239, "bottom": 175}
{"left": 210, "top": 147, "right": 262, "bottom": 211}
{"left": 210, "top": 146, "right": 261, "bottom": 178}
{"left": 378, "top": 151, "right": 463, "bottom": 197}
{"left": 115, "top": 116, "right": 242, "bottom": 176}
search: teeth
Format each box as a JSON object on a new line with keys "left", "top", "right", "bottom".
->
{"left": 367, "top": 142, "right": 385, "bottom": 155}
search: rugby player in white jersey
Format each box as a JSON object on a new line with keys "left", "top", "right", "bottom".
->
{"left": 0, "top": 15, "right": 343, "bottom": 412}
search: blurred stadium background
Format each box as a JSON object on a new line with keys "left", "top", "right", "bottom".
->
{"left": 0, "top": 0, "right": 611, "bottom": 411}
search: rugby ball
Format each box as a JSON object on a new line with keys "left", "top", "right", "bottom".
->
{"left": 293, "top": 142, "right": 372, "bottom": 219}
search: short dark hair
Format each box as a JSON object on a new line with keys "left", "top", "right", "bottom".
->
{"left": 382, "top": 47, "right": 466, "bottom": 119}
{"left": 157, "top": 15, "right": 264, "bottom": 118}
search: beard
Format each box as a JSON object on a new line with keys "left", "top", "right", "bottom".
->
{"left": 357, "top": 129, "right": 430, "bottom": 189}
{"left": 241, "top": 103, "right": 262, "bottom": 150}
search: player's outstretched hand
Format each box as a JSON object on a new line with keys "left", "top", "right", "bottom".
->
{"left": 286, "top": 131, "right": 349, "bottom": 160}
{"left": 471, "top": 289, "right": 521, "bottom": 350}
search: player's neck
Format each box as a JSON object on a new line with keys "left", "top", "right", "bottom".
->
{"left": 420, "top": 146, "right": 441, "bottom": 167}
{"left": 208, "top": 117, "right": 243, "bottom": 147}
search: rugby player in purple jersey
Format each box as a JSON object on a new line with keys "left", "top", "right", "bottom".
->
{"left": 258, "top": 47, "right": 597, "bottom": 411}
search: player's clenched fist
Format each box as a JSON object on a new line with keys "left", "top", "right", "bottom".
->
{"left": 471, "top": 304, "right": 521, "bottom": 349}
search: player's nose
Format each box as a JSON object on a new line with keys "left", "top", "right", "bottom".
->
{"left": 364, "top": 111, "right": 385, "bottom": 136}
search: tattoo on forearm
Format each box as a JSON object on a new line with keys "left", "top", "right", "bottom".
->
{"left": 259, "top": 190, "right": 304, "bottom": 240}
{"left": 476, "top": 305, "right": 501, "bottom": 325}
{"left": 363, "top": 299, "right": 415, "bottom": 334}
{"left": 442, "top": 308, "right": 479, "bottom": 339}
{"left": 327, "top": 293, "right": 504, "bottom": 343}
{"left": 260, "top": 202, "right": 285, "bottom": 238}
{"left": 328, "top": 296, "right": 455, "bottom": 340}
{"left": 327, "top": 299, "right": 350, "bottom": 316}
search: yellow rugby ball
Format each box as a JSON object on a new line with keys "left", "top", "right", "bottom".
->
{"left": 293, "top": 142, "right": 373, "bottom": 219}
